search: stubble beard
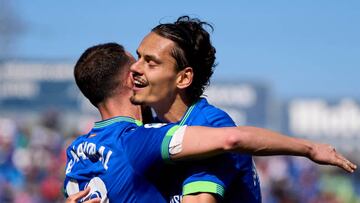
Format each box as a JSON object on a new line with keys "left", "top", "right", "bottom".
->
{"left": 130, "top": 94, "right": 143, "bottom": 105}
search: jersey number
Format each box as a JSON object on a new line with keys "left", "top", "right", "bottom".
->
{"left": 66, "top": 177, "right": 108, "bottom": 203}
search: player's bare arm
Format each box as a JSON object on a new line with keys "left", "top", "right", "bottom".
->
{"left": 182, "top": 193, "right": 217, "bottom": 203}
{"left": 172, "top": 126, "right": 357, "bottom": 173}
{"left": 65, "top": 125, "right": 357, "bottom": 203}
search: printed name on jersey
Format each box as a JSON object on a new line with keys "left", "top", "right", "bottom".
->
{"left": 66, "top": 142, "right": 113, "bottom": 174}
{"left": 169, "top": 195, "right": 182, "bottom": 203}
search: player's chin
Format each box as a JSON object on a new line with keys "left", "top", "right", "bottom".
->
{"left": 130, "top": 95, "right": 144, "bottom": 105}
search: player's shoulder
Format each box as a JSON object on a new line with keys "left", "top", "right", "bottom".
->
{"left": 197, "top": 98, "right": 227, "bottom": 114}
{"left": 72, "top": 133, "right": 88, "bottom": 143}
{"left": 65, "top": 133, "right": 88, "bottom": 153}
{"left": 125, "top": 122, "right": 178, "bottom": 139}
{"left": 135, "top": 122, "right": 177, "bottom": 133}
{"left": 197, "top": 98, "right": 234, "bottom": 125}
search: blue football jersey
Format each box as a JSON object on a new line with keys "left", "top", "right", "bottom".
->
{"left": 166, "top": 98, "right": 261, "bottom": 202}
{"left": 64, "top": 116, "right": 180, "bottom": 203}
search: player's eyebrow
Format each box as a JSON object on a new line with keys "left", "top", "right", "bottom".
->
{"left": 136, "top": 50, "right": 161, "bottom": 64}
{"left": 145, "top": 55, "right": 161, "bottom": 64}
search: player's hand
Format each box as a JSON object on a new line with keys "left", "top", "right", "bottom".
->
{"left": 65, "top": 187, "right": 101, "bottom": 203}
{"left": 309, "top": 143, "right": 357, "bottom": 173}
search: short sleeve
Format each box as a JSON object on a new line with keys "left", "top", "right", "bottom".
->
{"left": 123, "top": 123, "right": 180, "bottom": 173}
{"left": 181, "top": 103, "right": 239, "bottom": 198}
{"left": 181, "top": 154, "right": 240, "bottom": 198}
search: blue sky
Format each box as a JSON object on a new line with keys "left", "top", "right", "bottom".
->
{"left": 7, "top": 0, "right": 360, "bottom": 99}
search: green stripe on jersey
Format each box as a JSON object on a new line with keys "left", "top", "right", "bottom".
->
{"left": 161, "top": 125, "right": 180, "bottom": 162}
{"left": 183, "top": 181, "right": 225, "bottom": 197}
{"left": 179, "top": 103, "right": 195, "bottom": 126}
{"left": 94, "top": 116, "right": 142, "bottom": 128}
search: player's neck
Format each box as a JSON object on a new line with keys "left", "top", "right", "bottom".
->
{"left": 154, "top": 94, "right": 191, "bottom": 123}
{"left": 98, "top": 95, "right": 142, "bottom": 121}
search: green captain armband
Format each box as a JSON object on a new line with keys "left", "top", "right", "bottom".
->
{"left": 183, "top": 181, "right": 225, "bottom": 197}
{"left": 161, "top": 125, "right": 181, "bottom": 162}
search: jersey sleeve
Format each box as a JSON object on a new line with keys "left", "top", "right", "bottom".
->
{"left": 204, "top": 105, "right": 236, "bottom": 127}
{"left": 123, "top": 123, "right": 180, "bottom": 173}
{"left": 181, "top": 156, "right": 240, "bottom": 197}
{"left": 181, "top": 105, "right": 239, "bottom": 198}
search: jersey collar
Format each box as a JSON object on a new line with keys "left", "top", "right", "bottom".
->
{"left": 93, "top": 116, "right": 142, "bottom": 129}
{"left": 179, "top": 98, "right": 207, "bottom": 125}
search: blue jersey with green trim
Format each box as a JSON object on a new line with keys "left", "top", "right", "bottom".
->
{"left": 164, "top": 98, "right": 261, "bottom": 203}
{"left": 64, "top": 116, "right": 179, "bottom": 203}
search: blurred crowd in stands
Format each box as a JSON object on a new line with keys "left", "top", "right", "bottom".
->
{"left": 0, "top": 111, "right": 359, "bottom": 203}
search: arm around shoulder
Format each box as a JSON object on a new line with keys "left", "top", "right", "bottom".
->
{"left": 171, "top": 126, "right": 357, "bottom": 173}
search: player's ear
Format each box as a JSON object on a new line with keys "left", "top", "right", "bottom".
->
{"left": 125, "top": 71, "right": 134, "bottom": 89}
{"left": 176, "top": 67, "right": 193, "bottom": 89}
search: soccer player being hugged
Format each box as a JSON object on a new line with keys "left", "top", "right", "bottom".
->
{"left": 64, "top": 39, "right": 356, "bottom": 203}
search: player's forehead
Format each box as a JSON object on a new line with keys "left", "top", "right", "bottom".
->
{"left": 137, "top": 32, "right": 176, "bottom": 59}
